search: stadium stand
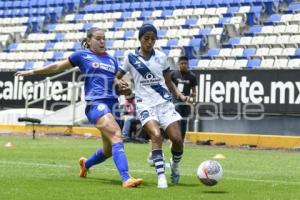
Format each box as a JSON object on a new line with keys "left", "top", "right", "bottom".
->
{"left": 1, "top": 0, "right": 297, "bottom": 71}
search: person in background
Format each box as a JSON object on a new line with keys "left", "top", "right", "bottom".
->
{"left": 115, "top": 24, "right": 190, "bottom": 188}
{"left": 122, "top": 92, "right": 137, "bottom": 141}
{"left": 171, "top": 56, "right": 197, "bottom": 139}
{"left": 15, "top": 27, "right": 143, "bottom": 188}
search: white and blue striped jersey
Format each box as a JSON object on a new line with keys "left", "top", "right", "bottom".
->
{"left": 120, "top": 48, "right": 172, "bottom": 107}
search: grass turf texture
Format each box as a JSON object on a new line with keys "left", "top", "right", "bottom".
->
{"left": 0, "top": 135, "right": 299, "bottom": 200}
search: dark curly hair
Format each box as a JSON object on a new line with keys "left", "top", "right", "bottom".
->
{"left": 80, "top": 27, "right": 103, "bottom": 49}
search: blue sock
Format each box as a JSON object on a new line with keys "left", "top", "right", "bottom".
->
{"left": 85, "top": 148, "right": 108, "bottom": 169}
{"left": 112, "top": 143, "right": 130, "bottom": 182}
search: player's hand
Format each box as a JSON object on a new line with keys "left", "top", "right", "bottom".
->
{"left": 116, "top": 79, "right": 132, "bottom": 95}
{"left": 179, "top": 94, "right": 193, "bottom": 104}
{"left": 15, "top": 70, "right": 34, "bottom": 77}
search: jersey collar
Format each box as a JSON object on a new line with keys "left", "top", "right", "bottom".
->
{"left": 135, "top": 47, "right": 155, "bottom": 61}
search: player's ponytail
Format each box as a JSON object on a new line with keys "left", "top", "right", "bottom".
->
{"left": 81, "top": 27, "right": 102, "bottom": 49}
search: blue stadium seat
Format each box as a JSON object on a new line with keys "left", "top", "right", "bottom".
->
{"left": 149, "top": 1, "right": 161, "bottom": 10}
{"left": 157, "top": 29, "right": 167, "bottom": 38}
{"left": 106, "top": 40, "right": 113, "bottom": 49}
{"left": 124, "top": 30, "right": 135, "bottom": 39}
{"left": 12, "top": 1, "right": 22, "bottom": 9}
{"left": 227, "top": 7, "right": 239, "bottom": 14}
{"left": 114, "top": 50, "right": 124, "bottom": 59}
{"left": 139, "top": 1, "right": 150, "bottom": 10}
{"left": 7, "top": 43, "right": 17, "bottom": 52}
{"left": 74, "top": 42, "right": 81, "bottom": 50}
{"left": 121, "top": 11, "right": 132, "bottom": 19}
{"left": 46, "top": 24, "right": 56, "bottom": 32}
{"left": 20, "top": 8, "right": 29, "bottom": 16}
{"left": 4, "top": 1, "right": 13, "bottom": 9}
{"left": 199, "top": 28, "right": 212, "bottom": 36}
{"left": 219, "top": 16, "right": 231, "bottom": 25}
{"left": 185, "top": 18, "right": 198, "bottom": 26}
{"left": 265, "top": 14, "right": 281, "bottom": 25}
{"left": 75, "top": 14, "right": 84, "bottom": 22}
{"left": 20, "top": 1, "right": 29, "bottom": 8}
{"left": 121, "top": 2, "right": 131, "bottom": 11}
{"left": 53, "top": 51, "right": 64, "bottom": 60}
{"left": 180, "top": 0, "right": 192, "bottom": 8}
{"left": 185, "top": 38, "right": 202, "bottom": 59}
{"left": 24, "top": 62, "right": 34, "bottom": 70}
{"left": 45, "top": 42, "right": 55, "bottom": 51}
{"left": 162, "top": 48, "right": 170, "bottom": 56}
{"left": 140, "top": 10, "right": 152, "bottom": 19}
{"left": 83, "top": 23, "right": 93, "bottom": 31}
{"left": 247, "top": 59, "right": 261, "bottom": 68}
{"left": 207, "top": 48, "right": 220, "bottom": 57}
{"left": 243, "top": 48, "right": 256, "bottom": 58}
{"left": 286, "top": 3, "right": 300, "bottom": 13}
{"left": 160, "top": 1, "right": 172, "bottom": 9}
{"left": 295, "top": 48, "right": 300, "bottom": 57}
{"left": 167, "top": 38, "right": 178, "bottom": 47}
{"left": 111, "top": 3, "right": 121, "bottom": 11}
{"left": 161, "top": 9, "right": 173, "bottom": 18}
{"left": 228, "top": 37, "right": 241, "bottom": 46}
{"left": 129, "top": 2, "right": 141, "bottom": 10}
{"left": 54, "top": 33, "right": 65, "bottom": 42}
{"left": 246, "top": 25, "right": 262, "bottom": 36}
{"left": 113, "top": 21, "right": 123, "bottom": 29}
{"left": 102, "top": 4, "right": 112, "bottom": 12}
{"left": 189, "top": 59, "right": 198, "bottom": 69}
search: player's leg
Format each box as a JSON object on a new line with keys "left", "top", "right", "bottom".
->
{"left": 143, "top": 120, "right": 167, "bottom": 188}
{"left": 160, "top": 102, "right": 184, "bottom": 184}
{"left": 96, "top": 113, "right": 143, "bottom": 188}
{"left": 80, "top": 134, "right": 112, "bottom": 177}
{"left": 165, "top": 121, "right": 184, "bottom": 184}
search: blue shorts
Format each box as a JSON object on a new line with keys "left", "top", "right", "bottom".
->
{"left": 85, "top": 99, "right": 121, "bottom": 125}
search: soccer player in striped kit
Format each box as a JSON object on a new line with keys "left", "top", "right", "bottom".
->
{"left": 15, "top": 27, "right": 143, "bottom": 188}
{"left": 115, "top": 24, "right": 190, "bottom": 188}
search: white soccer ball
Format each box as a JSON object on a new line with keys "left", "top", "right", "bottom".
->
{"left": 197, "top": 160, "right": 223, "bottom": 186}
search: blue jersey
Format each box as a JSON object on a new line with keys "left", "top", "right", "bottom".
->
{"left": 69, "top": 49, "right": 118, "bottom": 101}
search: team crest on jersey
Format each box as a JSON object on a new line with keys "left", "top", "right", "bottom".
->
{"left": 140, "top": 110, "right": 150, "bottom": 121}
{"left": 144, "top": 72, "right": 155, "bottom": 79}
{"left": 97, "top": 104, "right": 106, "bottom": 111}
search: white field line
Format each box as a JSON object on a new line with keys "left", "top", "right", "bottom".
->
{"left": 1, "top": 160, "right": 300, "bottom": 185}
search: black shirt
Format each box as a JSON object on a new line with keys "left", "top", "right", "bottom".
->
{"left": 171, "top": 70, "right": 197, "bottom": 100}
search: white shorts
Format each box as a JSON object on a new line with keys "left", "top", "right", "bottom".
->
{"left": 136, "top": 101, "right": 182, "bottom": 130}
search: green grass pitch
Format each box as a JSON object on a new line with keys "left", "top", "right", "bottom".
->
{"left": 0, "top": 135, "right": 299, "bottom": 200}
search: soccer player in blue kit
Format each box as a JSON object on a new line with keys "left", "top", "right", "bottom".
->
{"left": 15, "top": 27, "right": 143, "bottom": 188}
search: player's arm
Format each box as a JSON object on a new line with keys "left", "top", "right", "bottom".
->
{"left": 190, "top": 86, "right": 197, "bottom": 102}
{"left": 15, "top": 59, "right": 73, "bottom": 77}
{"left": 115, "top": 71, "right": 131, "bottom": 95}
{"left": 164, "top": 70, "right": 189, "bottom": 102}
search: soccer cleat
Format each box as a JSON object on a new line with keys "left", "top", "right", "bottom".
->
{"left": 157, "top": 174, "right": 168, "bottom": 189}
{"left": 122, "top": 177, "right": 144, "bottom": 188}
{"left": 170, "top": 158, "right": 180, "bottom": 184}
{"left": 79, "top": 157, "right": 88, "bottom": 178}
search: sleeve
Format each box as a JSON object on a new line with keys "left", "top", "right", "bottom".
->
{"left": 118, "top": 51, "right": 130, "bottom": 74}
{"left": 68, "top": 51, "right": 82, "bottom": 68}
{"left": 191, "top": 73, "right": 198, "bottom": 87}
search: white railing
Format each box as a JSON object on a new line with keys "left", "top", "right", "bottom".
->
{"left": 25, "top": 67, "right": 83, "bottom": 126}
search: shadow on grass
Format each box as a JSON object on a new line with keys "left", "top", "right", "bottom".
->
{"left": 86, "top": 177, "right": 152, "bottom": 187}
{"left": 202, "top": 191, "right": 228, "bottom": 194}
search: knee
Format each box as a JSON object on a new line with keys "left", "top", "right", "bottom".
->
{"left": 171, "top": 135, "right": 183, "bottom": 146}
{"left": 103, "top": 150, "right": 112, "bottom": 158}
{"left": 110, "top": 131, "right": 123, "bottom": 143}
